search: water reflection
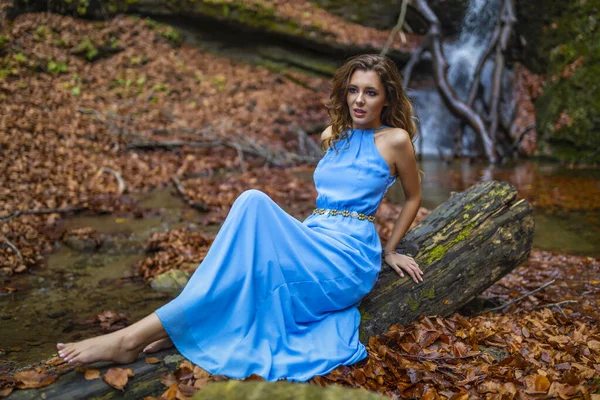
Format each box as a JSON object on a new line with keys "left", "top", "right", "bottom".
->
{"left": 386, "top": 157, "right": 600, "bottom": 258}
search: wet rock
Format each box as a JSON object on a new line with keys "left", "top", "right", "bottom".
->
{"left": 47, "top": 311, "right": 67, "bottom": 319}
{"left": 150, "top": 269, "right": 190, "bottom": 293}
{"left": 61, "top": 227, "right": 103, "bottom": 252}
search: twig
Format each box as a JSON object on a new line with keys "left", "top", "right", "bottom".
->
{"left": 171, "top": 177, "right": 209, "bottom": 212}
{"left": 233, "top": 143, "right": 247, "bottom": 173}
{"left": 100, "top": 167, "right": 127, "bottom": 195}
{"left": 482, "top": 279, "right": 556, "bottom": 313}
{"left": 532, "top": 300, "right": 578, "bottom": 310}
{"left": 84, "top": 107, "right": 321, "bottom": 166}
{"left": 0, "top": 235, "right": 23, "bottom": 263}
{"left": 381, "top": 0, "right": 410, "bottom": 55}
{"left": 398, "top": 352, "right": 482, "bottom": 361}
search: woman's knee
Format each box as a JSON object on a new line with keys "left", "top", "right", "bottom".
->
{"left": 236, "top": 189, "right": 269, "bottom": 204}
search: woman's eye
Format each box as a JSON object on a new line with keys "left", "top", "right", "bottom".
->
{"left": 348, "top": 88, "right": 357, "bottom": 93}
{"left": 367, "top": 91, "right": 377, "bottom": 96}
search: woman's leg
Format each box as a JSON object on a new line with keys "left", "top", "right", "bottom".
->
{"left": 57, "top": 312, "right": 169, "bottom": 364}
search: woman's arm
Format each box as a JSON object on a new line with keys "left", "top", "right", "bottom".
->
{"left": 383, "top": 129, "right": 423, "bottom": 283}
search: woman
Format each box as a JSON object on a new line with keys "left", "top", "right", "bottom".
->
{"left": 57, "top": 54, "right": 423, "bottom": 382}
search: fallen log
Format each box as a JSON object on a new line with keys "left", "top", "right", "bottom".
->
{"left": 10, "top": 180, "right": 533, "bottom": 398}
{"left": 359, "top": 179, "right": 534, "bottom": 340}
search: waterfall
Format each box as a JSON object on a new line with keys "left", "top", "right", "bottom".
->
{"left": 409, "top": 0, "right": 504, "bottom": 157}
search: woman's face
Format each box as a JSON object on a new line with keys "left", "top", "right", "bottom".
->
{"left": 346, "top": 69, "right": 388, "bottom": 130}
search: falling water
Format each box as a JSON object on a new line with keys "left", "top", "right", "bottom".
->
{"left": 409, "top": 0, "right": 505, "bottom": 157}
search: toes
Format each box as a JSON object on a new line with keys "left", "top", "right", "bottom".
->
{"left": 142, "top": 345, "right": 154, "bottom": 353}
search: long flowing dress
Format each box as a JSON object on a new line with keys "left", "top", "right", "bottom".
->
{"left": 155, "top": 126, "right": 396, "bottom": 382}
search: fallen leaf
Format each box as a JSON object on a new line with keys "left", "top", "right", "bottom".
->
{"left": 103, "top": 368, "right": 129, "bottom": 390}
{"left": 587, "top": 340, "right": 600, "bottom": 352}
{"left": 84, "top": 369, "right": 100, "bottom": 380}
{"left": 524, "top": 374, "right": 551, "bottom": 394}
{"left": 161, "top": 383, "right": 178, "bottom": 400}
{"left": 14, "top": 370, "right": 58, "bottom": 389}
{"left": 146, "top": 357, "right": 160, "bottom": 364}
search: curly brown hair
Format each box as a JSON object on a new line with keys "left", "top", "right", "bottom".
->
{"left": 324, "top": 54, "right": 418, "bottom": 155}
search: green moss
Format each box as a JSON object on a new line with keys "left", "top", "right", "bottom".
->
{"left": 426, "top": 222, "right": 476, "bottom": 264}
{"left": 360, "top": 310, "right": 373, "bottom": 322}
{"left": 422, "top": 285, "right": 435, "bottom": 300}
{"left": 407, "top": 296, "right": 419, "bottom": 312}
{"left": 518, "top": 0, "right": 600, "bottom": 161}
{"left": 464, "top": 204, "right": 473, "bottom": 210}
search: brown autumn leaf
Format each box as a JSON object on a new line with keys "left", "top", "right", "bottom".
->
{"left": 353, "top": 369, "right": 367, "bottom": 385}
{"left": 193, "top": 366, "right": 210, "bottom": 380}
{"left": 44, "top": 356, "right": 65, "bottom": 366}
{"left": 103, "top": 367, "right": 129, "bottom": 390}
{"left": 524, "top": 374, "right": 551, "bottom": 394}
{"left": 587, "top": 340, "right": 600, "bottom": 353}
{"left": 145, "top": 356, "right": 161, "bottom": 364}
{"left": 177, "top": 383, "right": 195, "bottom": 399}
{"left": 160, "top": 372, "right": 178, "bottom": 388}
{"left": 14, "top": 370, "right": 58, "bottom": 389}
{"left": 161, "top": 383, "right": 178, "bottom": 400}
{"left": 84, "top": 369, "right": 100, "bottom": 380}
{"left": 452, "top": 341, "right": 468, "bottom": 357}
{"left": 0, "top": 388, "right": 14, "bottom": 398}
{"left": 547, "top": 382, "right": 579, "bottom": 399}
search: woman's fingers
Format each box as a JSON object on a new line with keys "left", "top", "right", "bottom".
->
{"left": 402, "top": 264, "right": 423, "bottom": 283}
{"left": 390, "top": 264, "right": 404, "bottom": 278}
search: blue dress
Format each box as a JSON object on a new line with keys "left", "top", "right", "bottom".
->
{"left": 156, "top": 127, "right": 396, "bottom": 382}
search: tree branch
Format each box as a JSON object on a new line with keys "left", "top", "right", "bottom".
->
{"left": 481, "top": 279, "right": 555, "bottom": 313}
{"left": 171, "top": 177, "right": 209, "bottom": 212}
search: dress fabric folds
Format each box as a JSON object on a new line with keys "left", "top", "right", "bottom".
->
{"left": 156, "top": 127, "right": 396, "bottom": 382}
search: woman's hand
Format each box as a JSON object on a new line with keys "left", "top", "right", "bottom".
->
{"left": 384, "top": 252, "right": 423, "bottom": 283}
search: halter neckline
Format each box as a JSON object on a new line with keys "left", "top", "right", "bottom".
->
{"left": 351, "top": 125, "right": 389, "bottom": 132}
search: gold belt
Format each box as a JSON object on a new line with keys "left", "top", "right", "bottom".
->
{"left": 312, "top": 208, "right": 376, "bottom": 222}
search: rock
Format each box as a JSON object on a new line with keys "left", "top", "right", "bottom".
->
{"left": 193, "top": 380, "right": 388, "bottom": 400}
{"left": 516, "top": 0, "right": 600, "bottom": 162}
{"left": 150, "top": 269, "right": 190, "bottom": 293}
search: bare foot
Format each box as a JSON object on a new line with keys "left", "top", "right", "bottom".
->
{"left": 57, "top": 330, "right": 142, "bottom": 365}
{"left": 143, "top": 337, "right": 173, "bottom": 354}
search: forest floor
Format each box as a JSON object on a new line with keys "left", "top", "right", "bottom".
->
{"left": 1, "top": 11, "right": 599, "bottom": 400}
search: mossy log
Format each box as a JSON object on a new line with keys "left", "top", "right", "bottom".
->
{"left": 10, "top": 180, "right": 533, "bottom": 399}
{"left": 8, "top": 348, "right": 185, "bottom": 399}
{"left": 8, "top": 0, "right": 415, "bottom": 66}
{"left": 359, "top": 179, "right": 534, "bottom": 340}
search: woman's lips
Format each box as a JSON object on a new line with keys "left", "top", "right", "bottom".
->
{"left": 353, "top": 108, "right": 366, "bottom": 117}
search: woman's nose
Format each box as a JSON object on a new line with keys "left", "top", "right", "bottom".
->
{"left": 355, "top": 93, "right": 365, "bottom": 105}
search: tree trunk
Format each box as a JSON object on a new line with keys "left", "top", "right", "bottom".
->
{"left": 10, "top": 180, "right": 533, "bottom": 399}
{"left": 359, "top": 179, "right": 534, "bottom": 340}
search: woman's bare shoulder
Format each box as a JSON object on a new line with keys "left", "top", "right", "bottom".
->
{"left": 381, "top": 127, "right": 411, "bottom": 147}
{"left": 321, "top": 125, "right": 333, "bottom": 142}
{"left": 320, "top": 125, "right": 333, "bottom": 151}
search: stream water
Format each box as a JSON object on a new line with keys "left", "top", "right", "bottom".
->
{"left": 2, "top": 158, "right": 598, "bottom": 372}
